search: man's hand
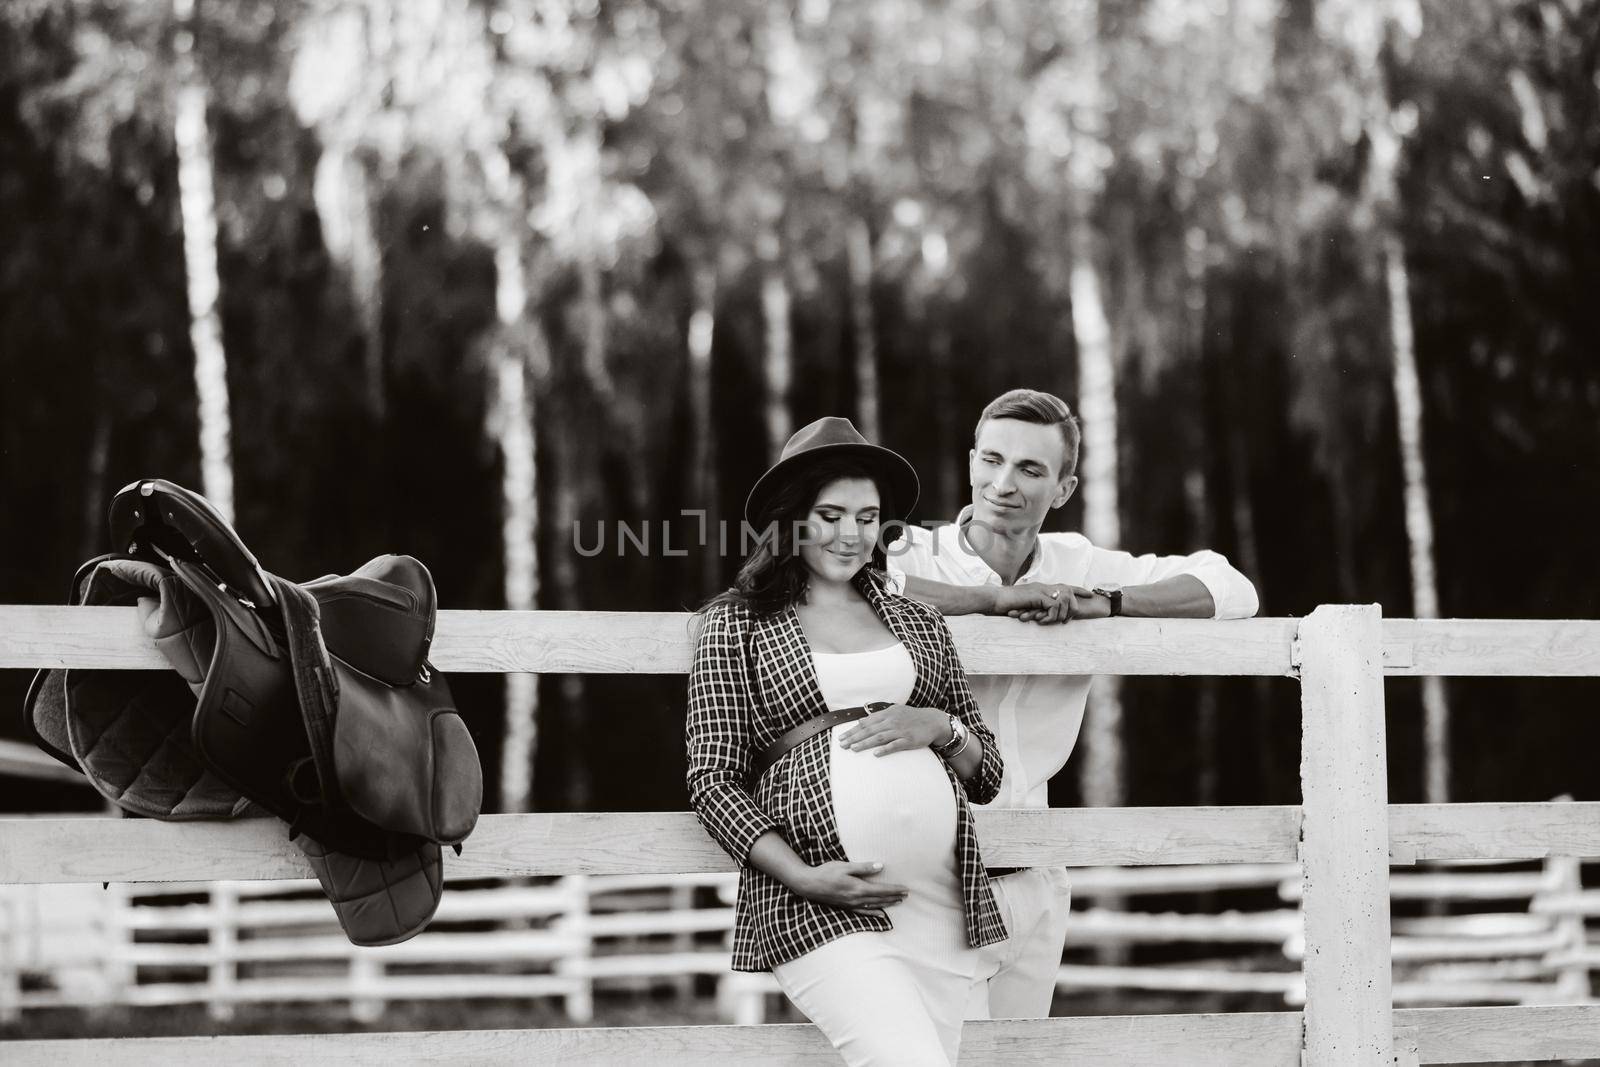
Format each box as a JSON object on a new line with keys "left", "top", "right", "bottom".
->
{"left": 994, "top": 582, "right": 1073, "bottom": 623}
{"left": 1000, "top": 583, "right": 1112, "bottom": 624}
{"left": 839, "top": 704, "right": 950, "bottom": 755}
{"left": 793, "top": 860, "right": 910, "bottom": 911}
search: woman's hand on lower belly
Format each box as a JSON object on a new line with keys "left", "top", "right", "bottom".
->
{"left": 837, "top": 704, "right": 950, "bottom": 756}
{"left": 792, "top": 860, "right": 911, "bottom": 911}
{"left": 748, "top": 833, "right": 909, "bottom": 911}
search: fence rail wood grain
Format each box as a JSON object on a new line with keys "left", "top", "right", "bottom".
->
{"left": 8, "top": 802, "right": 1599, "bottom": 884}
{"left": 8, "top": 1005, "right": 1600, "bottom": 1065}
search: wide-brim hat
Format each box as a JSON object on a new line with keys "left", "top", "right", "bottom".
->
{"left": 744, "top": 416, "right": 920, "bottom": 525}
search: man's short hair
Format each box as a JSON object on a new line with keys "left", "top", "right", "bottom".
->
{"left": 975, "top": 389, "right": 1081, "bottom": 479}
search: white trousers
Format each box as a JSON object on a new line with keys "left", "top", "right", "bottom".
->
{"left": 773, "top": 929, "right": 980, "bottom": 1066}
{"left": 964, "top": 867, "right": 1074, "bottom": 1019}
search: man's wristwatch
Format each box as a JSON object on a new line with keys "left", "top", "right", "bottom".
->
{"left": 935, "top": 714, "right": 969, "bottom": 758}
{"left": 1091, "top": 583, "right": 1123, "bottom": 617}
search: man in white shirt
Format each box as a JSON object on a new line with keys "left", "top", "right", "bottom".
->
{"left": 884, "top": 388, "right": 1260, "bottom": 1020}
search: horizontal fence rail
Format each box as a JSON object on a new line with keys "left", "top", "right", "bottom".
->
{"left": 8, "top": 1006, "right": 1600, "bottom": 1066}
{"left": 5, "top": 804, "right": 1600, "bottom": 884}
{"left": 4, "top": 608, "right": 1598, "bottom": 676}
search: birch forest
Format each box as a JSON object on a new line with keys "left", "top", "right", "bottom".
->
{"left": 2, "top": 0, "right": 1597, "bottom": 816}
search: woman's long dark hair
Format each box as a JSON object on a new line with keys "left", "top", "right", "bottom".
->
{"left": 701, "top": 456, "right": 897, "bottom": 617}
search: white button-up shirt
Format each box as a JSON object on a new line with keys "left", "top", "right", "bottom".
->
{"left": 886, "top": 508, "right": 1260, "bottom": 810}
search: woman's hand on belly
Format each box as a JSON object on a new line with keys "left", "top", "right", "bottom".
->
{"left": 838, "top": 704, "right": 951, "bottom": 756}
{"left": 792, "top": 860, "right": 911, "bottom": 911}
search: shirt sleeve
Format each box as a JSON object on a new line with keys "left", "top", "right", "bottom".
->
{"left": 934, "top": 615, "right": 1004, "bottom": 804}
{"left": 883, "top": 524, "right": 939, "bottom": 595}
{"left": 685, "top": 608, "right": 782, "bottom": 865}
{"left": 1081, "top": 545, "right": 1260, "bottom": 620}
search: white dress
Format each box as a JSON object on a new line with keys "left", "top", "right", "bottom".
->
{"left": 819, "top": 645, "right": 968, "bottom": 961}
{"left": 767, "top": 644, "right": 979, "bottom": 1065}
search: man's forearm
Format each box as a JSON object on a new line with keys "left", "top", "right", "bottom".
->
{"left": 900, "top": 571, "right": 1221, "bottom": 620}
{"left": 1120, "top": 574, "right": 1215, "bottom": 618}
{"left": 898, "top": 574, "right": 999, "bottom": 616}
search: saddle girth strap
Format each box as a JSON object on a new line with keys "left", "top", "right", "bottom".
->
{"left": 271, "top": 575, "right": 342, "bottom": 812}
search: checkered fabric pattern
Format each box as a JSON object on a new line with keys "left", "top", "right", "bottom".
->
{"left": 686, "top": 568, "right": 1008, "bottom": 972}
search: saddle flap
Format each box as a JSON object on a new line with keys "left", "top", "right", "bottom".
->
{"left": 332, "top": 665, "right": 481, "bottom": 844}
{"left": 281, "top": 566, "right": 477, "bottom": 844}
{"left": 294, "top": 833, "right": 444, "bottom": 947}
{"left": 304, "top": 555, "right": 436, "bottom": 686}
{"left": 50, "top": 557, "right": 249, "bottom": 820}
{"left": 23, "top": 554, "right": 124, "bottom": 771}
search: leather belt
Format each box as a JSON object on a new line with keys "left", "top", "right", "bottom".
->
{"left": 753, "top": 701, "right": 893, "bottom": 780}
{"left": 986, "top": 867, "right": 1030, "bottom": 878}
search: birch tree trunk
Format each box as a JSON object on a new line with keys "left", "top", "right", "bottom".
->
{"left": 1354, "top": 0, "right": 1449, "bottom": 802}
{"left": 846, "top": 214, "right": 880, "bottom": 441}
{"left": 81, "top": 408, "right": 112, "bottom": 562}
{"left": 1183, "top": 227, "right": 1220, "bottom": 809}
{"left": 759, "top": 220, "right": 792, "bottom": 461}
{"left": 172, "top": 0, "right": 234, "bottom": 524}
{"left": 1071, "top": 209, "right": 1124, "bottom": 811}
{"left": 550, "top": 436, "right": 590, "bottom": 811}
{"left": 486, "top": 155, "right": 540, "bottom": 814}
{"left": 493, "top": 320, "right": 539, "bottom": 814}
{"left": 1070, "top": 185, "right": 1128, "bottom": 968}
{"left": 289, "top": 0, "right": 390, "bottom": 419}
{"left": 1383, "top": 203, "right": 1449, "bottom": 803}
{"left": 550, "top": 127, "right": 605, "bottom": 811}
{"left": 313, "top": 148, "right": 385, "bottom": 418}
{"left": 928, "top": 306, "right": 959, "bottom": 516}
{"left": 577, "top": 248, "right": 609, "bottom": 398}
{"left": 1213, "top": 285, "right": 1281, "bottom": 799}
{"left": 687, "top": 263, "right": 720, "bottom": 598}
{"left": 574, "top": 125, "right": 617, "bottom": 405}
{"left": 1057, "top": 0, "right": 1125, "bottom": 814}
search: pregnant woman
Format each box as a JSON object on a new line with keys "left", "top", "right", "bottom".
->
{"left": 686, "top": 417, "right": 1007, "bottom": 1065}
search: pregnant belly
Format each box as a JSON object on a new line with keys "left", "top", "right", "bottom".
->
{"left": 828, "top": 724, "right": 959, "bottom": 886}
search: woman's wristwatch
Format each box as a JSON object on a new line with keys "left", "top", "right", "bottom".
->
{"left": 935, "top": 714, "right": 970, "bottom": 759}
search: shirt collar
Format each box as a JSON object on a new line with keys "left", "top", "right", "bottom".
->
{"left": 953, "top": 505, "right": 1043, "bottom": 585}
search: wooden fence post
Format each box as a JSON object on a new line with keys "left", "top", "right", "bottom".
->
{"left": 1544, "top": 853, "right": 1589, "bottom": 1002}
{"left": 348, "top": 951, "right": 384, "bottom": 1023}
{"left": 0, "top": 888, "right": 19, "bottom": 1023}
{"left": 561, "top": 875, "right": 594, "bottom": 1023}
{"left": 208, "top": 883, "right": 237, "bottom": 1022}
{"left": 1298, "top": 604, "right": 1393, "bottom": 1064}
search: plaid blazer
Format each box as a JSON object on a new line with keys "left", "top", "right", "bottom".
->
{"left": 686, "top": 568, "right": 1008, "bottom": 972}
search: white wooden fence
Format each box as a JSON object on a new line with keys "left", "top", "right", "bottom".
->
{"left": 7, "top": 853, "right": 1591, "bottom": 1024}
{"left": 0, "top": 873, "right": 744, "bottom": 1024}
{"left": 3, "top": 604, "right": 1600, "bottom": 1063}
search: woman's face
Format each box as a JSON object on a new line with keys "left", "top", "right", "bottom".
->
{"left": 798, "top": 476, "right": 881, "bottom": 586}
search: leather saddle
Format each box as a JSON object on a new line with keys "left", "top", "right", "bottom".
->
{"left": 25, "top": 479, "right": 483, "bottom": 945}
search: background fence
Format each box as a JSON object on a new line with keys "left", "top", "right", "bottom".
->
{"left": 3, "top": 605, "right": 1600, "bottom": 1063}
{"left": 5, "top": 853, "right": 1596, "bottom": 1026}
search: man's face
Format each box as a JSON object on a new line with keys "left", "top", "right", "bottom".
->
{"left": 968, "top": 418, "right": 1076, "bottom": 533}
